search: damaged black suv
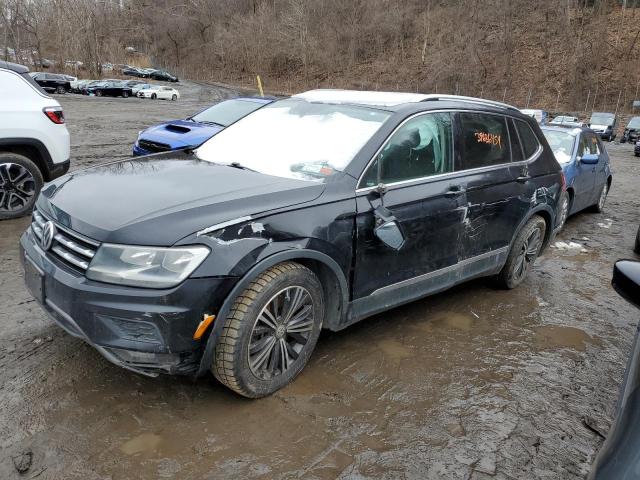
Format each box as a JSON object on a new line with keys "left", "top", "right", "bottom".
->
{"left": 21, "top": 90, "right": 563, "bottom": 397}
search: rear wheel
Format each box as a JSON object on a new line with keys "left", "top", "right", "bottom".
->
{"left": 593, "top": 183, "right": 608, "bottom": 213}
{"left": 213, "top": 262, "right": 324, "bottom": 398}
{"left": 0, "top": 153, "right": 43, "bottom": 220}
{"left": 56, "top": 85, "right": 65, "bottom": 94}
{"left": 171, "top": 94, "right": 177, "bottom": 101}
{"left": 151, "top": 93, "right": 157, "bottom": 100}
{"left": 122, "top": 90, "right": 129, "bottom": 98}
{"left": 496, "top": 215, "right": 546, "bottom": 289}
{"left": 96, "top": 90, "right": 103, "bottom": 97}
{"left": 556, "top": 191, "right": 570, "bottom": 230}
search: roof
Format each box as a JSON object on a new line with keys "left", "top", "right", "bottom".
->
{"left": 0, "top": 60, "right": 29, "bottom": 74}
{"left": 236, "top": 96, "right": 276, "bottom": 104}
{"left": 293, "top": 89, "right": 518, "bottom": 111}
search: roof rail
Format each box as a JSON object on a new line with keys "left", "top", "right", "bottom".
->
{"left": 420, "top": 94, "right": 518, "bottom": 111}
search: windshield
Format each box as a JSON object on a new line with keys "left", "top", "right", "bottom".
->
{"left": 543, "top": 129, "right": 576, "bottom": 164}
{"left": 628, "top": 117, "right": 640, "bottom": 129}
{"left": 192, "top": 99, "right": 266, "bottom": 127}
{"left": 195, "top": 98, "right": 391, "bottom": 182}
{"left": 590, "top": 113, "right": 614, "bottom": 126}
{"left": 551, "top": 116, "right": 576, "bottom": 124}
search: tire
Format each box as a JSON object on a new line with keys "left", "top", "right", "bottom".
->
{"left": 496, "top": 215, "right": 546, "bottom": 289}
{"left": 556, "top": 191, "right": 570, "bottom": 231}
{"left": 122, "top": 90, "right": 129, "bottom": 98}
{"left": 635, "top": 226, "right": 640, "bottom": 255}
{"left": 96, "top": 90, "right": 102, "bottom": 97}
{"left": 56, "top": 85, "right": 65, "bottom": 94}
{"left": 151, "top": 93, "right": 157, "bottom": 100}
{"left": 213, "top": 262, "right": 324, "bottom": 398}
{"left": 0, "top": 153, "right": 43, "bottom": 220}
{"left": 171, "top": 94, "right": 177, "bottom": 101}
{"left": 593, "top": 183, "right": 608, "bottom": 213}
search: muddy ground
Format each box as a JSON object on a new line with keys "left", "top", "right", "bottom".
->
{"left": 1, "top": 82, "right": 639, "bottom": 479}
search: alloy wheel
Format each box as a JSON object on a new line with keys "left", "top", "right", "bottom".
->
{"left": 558, "top": 194, "right": 569, "bottom": 229}
{"left": 0, "top": 163, "right": 36, "bottom": 213}
{"left": 513, "top": 226, "right": 542, "bottom": 281}
{"left": 248, "top": 286, "right": 314, "bottom": 380}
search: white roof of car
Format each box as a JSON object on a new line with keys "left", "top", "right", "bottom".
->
{"left": 293, "top": 89, "right": 518, "bottom": 110}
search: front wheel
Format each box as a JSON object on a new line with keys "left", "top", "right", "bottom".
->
{"left": 213, "top": 262, "right": 324, "bottom": 398}
{"left": 171, "top": 94, "right": 177, "bottom": 101}
{"left": 0, "top": 153, "right": 43, "bottom": 220}
{"left": 96, "top": 90, "right": 102, "bottom": 97}
{"left": 122, "top": 90, "right": 129, "bottom": 98}
{"left": 56, "top": 85, "right": 66, "bottom": 94}
{"left": 593, "top": 183, "right": 608, "bottom": 213}
{"left": 496, "top": 215, "right": 546, "bottom": 289}
{"left": 151, "top": 93, "right": 157, "bottom": 100}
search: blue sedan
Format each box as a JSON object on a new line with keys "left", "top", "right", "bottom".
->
{"left": 542, "top": 126, "right": 612, "bottom": 229}
{"left": 133, "top": 97, "right": 274, "bottom": 156}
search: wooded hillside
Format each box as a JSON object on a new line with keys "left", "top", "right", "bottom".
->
{"left": 2, "top": 0, "right": 640, "bottom": 112}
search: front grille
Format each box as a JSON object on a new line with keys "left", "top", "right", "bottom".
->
{"left": 31, "top": 209, "right": 99, "bottom": 272}
{"left": 138, "top": 139, "right": 171, "bottom": 153}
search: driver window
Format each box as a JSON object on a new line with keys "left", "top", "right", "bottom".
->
{"left": 359, "top": 113, "right": 453, "bottom": 188}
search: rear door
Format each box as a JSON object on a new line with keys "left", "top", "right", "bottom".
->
{"left": 453, "top": 112, "right": 530, "bottom": 261}
{"left": 353, "top": 112, "right": 464, "bottom": 299}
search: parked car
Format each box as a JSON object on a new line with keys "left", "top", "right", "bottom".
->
{"left": 589, "top": 112, "right": 617, "bottom": 141}
{"left": 70, "top": 79, "right": 93, "bottom": 93}
{"left": 541, "top": 125, "right": 612, "bottom": 229}
{"left": 133, "top": 97, "right": 274, "bottom": 155}
{"left": 131, "top": 83, "right": 153, "bottom": 95}
{"left": 150, "top": 70, "right": 179, "bottom": 82}
{"left": 588, "top": 259, "right": 640, "bottom": 479}
{"left": 520, "top": 108, "right": 549, "bottom": 125}
{"left": 0, "top": 61, "right": 70, "bottom": 219}
{"left": 19, "top": 91, "right": 563, "bottom": 397}
{"left": 84, "top": 81, "right": 133, "bottom": 98}
{"left": 137, "top": 85, "right": 180, "bottom": 100}
{"left": 29, "top": 72, "right": 70, "bottom": 94}
{"left": 124, "top": 79, "right": 144, "bottom": 87}
{"left": 78, "top": 80, "right": 104, "bottom": 94}
{"left": 122, "top": 66, "right": 143, "bottom": 77}
{"left": 549, "top": 115, "right": 583, "bottom": 127}
{"left": 621, "top": 116, "right": 640, "bottom": 143}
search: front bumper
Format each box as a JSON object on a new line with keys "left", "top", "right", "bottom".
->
{"left": 20, "top": 227, "right": 236, "bottom": 376}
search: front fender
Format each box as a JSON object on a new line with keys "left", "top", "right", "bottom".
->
{"left": 195, "top": 248, "right": 349, "bottom": 377}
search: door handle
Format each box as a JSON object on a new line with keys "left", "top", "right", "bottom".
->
{"left": 516, "top": 175, "right": 531, "bottom": 183}
{"left": 444, "top": 185, "right": 466, "bottom": 197}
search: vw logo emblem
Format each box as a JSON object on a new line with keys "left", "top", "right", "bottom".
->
{"left": 41, "top": 221, "right": 56, "bottom": 251}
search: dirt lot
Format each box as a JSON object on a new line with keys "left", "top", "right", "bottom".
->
{"left": 1, "top": 82, "right": 639, "bottom": 479}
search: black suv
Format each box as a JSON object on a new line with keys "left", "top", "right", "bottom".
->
{"left": 20, "top": 91, "right": 563, "bottom": 397}
{"left": 30, "top": 72, "right": 71, "bottom": 94}
{"left": 150, "top": 70, "right": 178, "bottom": 82}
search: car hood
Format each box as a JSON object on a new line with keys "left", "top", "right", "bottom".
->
{"left": 139, "top": 120, "right": 222, "bottom": 148}
{"left": 36, "top": 152, "right": 325, "bottom": 246}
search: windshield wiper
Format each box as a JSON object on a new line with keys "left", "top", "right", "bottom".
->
{"left": 227, "top": 162, "right": 257, "bottom": 172}
{"left": 195, "top": 120, "right": 226, "bottom": 127}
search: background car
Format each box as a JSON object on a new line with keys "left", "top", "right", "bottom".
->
{"left": 137, "top": 85, "right": 180, "bottom": 100}
{"left": 150, "top": 70, "right": 178, "bottom": 82}
{"left": 70, "top": 78, "right": 91, "bottom": 93}
{"left": 133, "top": 97, "right": 274, "bottom": 155}
{"left": 0, "top": 61, "right": 70, "bottom": 219}
{"left": 621, "top": 116, "right": 640, "bottom": 143}
{"left": 84, "top": 81, "right": 133, "bottom": 97}
{"left": 520, "top": 108, "right": 548, "bottom": 125}
{"left": 589, "top": 112, "right": 617, "bottom": 141}
{"left": 131, "top": 83, "right": 153, "bottom": 95}
{"left": 29, "top": 72, "right": 70, "bottom": 94}
{"left": 549, "top": 115, "right": 583, "bottom": 127}
{"left": 542, "top": 125, "right": 612, "bottom": 229}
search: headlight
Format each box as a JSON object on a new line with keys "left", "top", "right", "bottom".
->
{"left": 86, "top": 244, "right": 210, "bottom": 288}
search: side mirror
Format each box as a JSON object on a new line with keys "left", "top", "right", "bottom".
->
{"left": 613, "top": 260, "right": 640, "bottom": 308}
{"left": 580, "top": 153, "right": 599, "bottom": 164}
{"left": 373, "top": 205, "right": 405, "bottom": 250}
{"left": 375, "top": 220, "right": 405, "bottom": 250}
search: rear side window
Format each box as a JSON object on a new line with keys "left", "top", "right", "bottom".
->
{"left": 458, "top": 113, "right": 510, "bottom": 169}
{"left": 359, "top": 112, "right": 453, "bottom": 187}
{"left": 515, "top": 120, "right": 540, "bottom": 158}
{"left": 508, "top": 119, "right": 524, "bottom": 162}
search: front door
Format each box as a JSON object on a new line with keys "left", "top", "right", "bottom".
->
{"left": 352, "top": 112, "right": 464, "bottom": 304}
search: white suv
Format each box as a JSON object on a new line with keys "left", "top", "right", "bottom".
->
{"left": 0, "top": 61, "right": 70, "bottom": 219}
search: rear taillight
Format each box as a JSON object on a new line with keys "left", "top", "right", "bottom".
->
{"left": 43, "top": 106, "right": 65, "bottom": 124}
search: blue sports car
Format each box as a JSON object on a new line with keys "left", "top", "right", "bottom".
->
{"left": 542, "top": 125, "right": 612, "bottom": 230}
{"left": 133, "top": 97, "right": 274, "bottom": 156}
